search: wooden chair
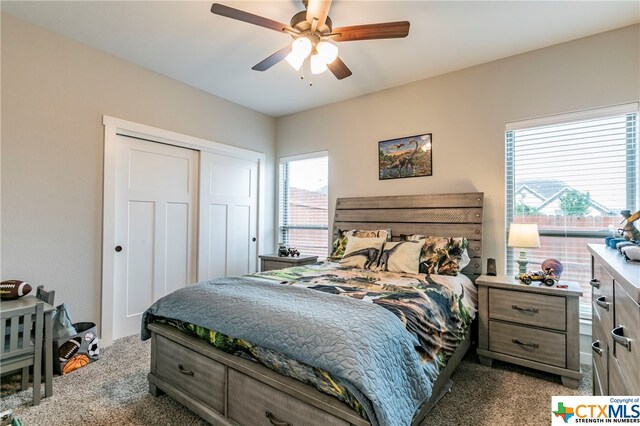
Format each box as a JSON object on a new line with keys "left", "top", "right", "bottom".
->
{"left": 0, "top": 301, "right": 44, "bottom": 405}
{"left": 36, "top": 286, "right": 55, "bottom": 305}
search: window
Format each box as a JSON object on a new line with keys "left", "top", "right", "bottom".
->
{"left": 279, "top": 152, "right": 329, "bottom": 257}
{"left": 506, "top": 104, "right": 638, "bottom": 319}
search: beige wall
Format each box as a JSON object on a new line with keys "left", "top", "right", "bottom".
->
{"left": 0, "top": 14, "right": 276, "bottom": 324}
{"left": 276, "top": 24, "right": 640, "bottom": 273}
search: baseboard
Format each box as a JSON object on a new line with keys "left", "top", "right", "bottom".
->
{"left": 580, "top": 351, "right": 591, "bottom": 365}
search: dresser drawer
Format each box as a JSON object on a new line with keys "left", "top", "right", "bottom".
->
{"left": 609, "top": 356, "right": 632, "bottom": 396}
{"left": 155, "top": 335, "right": 226, "bottom": 413}
{"left": 227, "top": 369, "right": 349, "bottom": 426}
{"left": 489, "top": 289, "right": 566, "bottom": 331}
{"left": 592, "top": 262, "right": 614, "bottom": 331}
{"left": 489, "top": 321, "right": 566, "bottom": 368}
{"left": 591, "top": 318, "right": 609, "bottom": 395}
{"left": 612, "top": 282, "right": 640, "bottom": 395}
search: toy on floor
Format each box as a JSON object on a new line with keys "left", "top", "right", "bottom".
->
{"left": 0, "top": 410, "right": 23, "bottom": 426}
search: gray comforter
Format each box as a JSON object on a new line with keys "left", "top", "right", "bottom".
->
{"left": 141, "top": 276, "right": 433, "bottom": 426}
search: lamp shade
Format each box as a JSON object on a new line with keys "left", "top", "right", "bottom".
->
{"left": 291, "top": 37, "right": 312, "bottom": 59}
{"left": 316, "top": 41, "right": 338, "bottom": 64}
{"left": 285, "top": 51, "right": 305, "bottom": 71}
{"left": 507, "top": 223, "right": 540, "bottom": 248}
{"left": 310, "top": 53, "right": 328, "bottom": 74}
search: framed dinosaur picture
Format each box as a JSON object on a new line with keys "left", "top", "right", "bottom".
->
{"left": 378, "top": 133, "right": 432, "bottom": 180}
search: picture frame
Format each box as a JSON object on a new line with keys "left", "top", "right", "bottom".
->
{"left": 378, "top": 133, "right": 432, "bottom": 180}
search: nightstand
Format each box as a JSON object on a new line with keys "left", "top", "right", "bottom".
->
{"left": 476, "top": 274, "right": 583, "bottom": 388}
{"left": 259, "top": 254, "right": 319, "bottom": 272}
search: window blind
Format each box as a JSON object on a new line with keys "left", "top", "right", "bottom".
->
{"left": 506, "top": 106, "right": 638, "bottom": 319}
{"left": 279, "top": 154, "right": 329, "bottom": 257}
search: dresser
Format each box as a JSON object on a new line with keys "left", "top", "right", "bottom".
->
{"left": 476, "top": 274, "right": 583, "bottom": 388}
{"left": 588, "top": 244, "right": 640, "bottom": 396}
{"left": 259, "top": 254, "right": 319, "bottom": 272}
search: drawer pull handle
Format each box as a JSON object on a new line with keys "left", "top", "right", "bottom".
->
{"left": 511, "top": 305, "right": 539, "bottom": 313}
{"left": 611, "top": 326, "right": 631, "bottom": 352}
{"left": 177, "top": 364, "right": 194, "bottom": 376}
{"left": 265, "top": 411, "right": 293, "bottom": 426}
{"left": 591, "top": 340, "right": 603, "bottom": 356}
{"left": 590, "top": 279, "right": 601, "bottom": 289}
{"left": 512, "top": 339, "right": 539, "bottom": 349}
{"left": 595, "top": 296, "right": 610, "bottom": 311}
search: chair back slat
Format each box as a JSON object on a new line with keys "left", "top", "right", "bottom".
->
{"left": 9, "top": 317, "right": 19, "bottom": 352}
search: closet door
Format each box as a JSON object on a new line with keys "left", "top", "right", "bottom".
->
{"left": 198, "top": 152, "right": 258, "bottom": 280}
{"left": 113, "top": 135, "right": 198, "bottom": 339}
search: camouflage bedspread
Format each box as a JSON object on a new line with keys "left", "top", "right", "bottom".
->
{"left": 253, "top": 263, "right": 476, "bottom": 373}
{"left": 146, "top": 262, "right": 476, "bottom": 425}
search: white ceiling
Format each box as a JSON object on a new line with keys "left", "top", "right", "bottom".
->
{"left": 2, "top": 1, "right": 638, "bottom": 117}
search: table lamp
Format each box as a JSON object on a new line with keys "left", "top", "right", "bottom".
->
{"left": 508, "top": 223, "right": 540, "bottom": 274}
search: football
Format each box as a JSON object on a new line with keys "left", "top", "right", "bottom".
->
{"left": 0, "top": 280, "right": 32, "bottom": 300}
{"left": 58, "top": 337, "right": 82, "bottom": 362}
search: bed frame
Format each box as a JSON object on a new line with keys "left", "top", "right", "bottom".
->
{"left": 147, "top": 192, "right": 484, "bottom": 426}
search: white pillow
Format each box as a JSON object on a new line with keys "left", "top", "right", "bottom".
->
{"left": 339, "top": 237, "right": 386, "bottom": 269}
{"left": 459, "top": 249, "right": 471, "bottom": 270}
{"left": 376, "top": 241, "right": 422, "bottom": 274}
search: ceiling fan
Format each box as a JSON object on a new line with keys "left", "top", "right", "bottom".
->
{"left": 210, "top": 1, "right": 410, "bottom": 80}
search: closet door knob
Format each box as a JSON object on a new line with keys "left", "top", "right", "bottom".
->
{"left": 251, "top": 237, "right": 257, "bottom": 242}
{"left": 115, "top": 245, "right": 123, "bottom": 252}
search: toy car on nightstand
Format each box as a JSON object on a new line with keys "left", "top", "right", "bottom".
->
{"left": 517, "top": 268, "right": 559, "bottom": 286}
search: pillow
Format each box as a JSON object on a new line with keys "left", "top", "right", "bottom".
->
{"left": 401, "top": 234, "right": 469, "bottom": 275}
{"left": 339, "top": 236, "right": 386, "bottom": 269}
{"left": 329, "top": 229, "right": 391, "bottom": 260}
{"left": 376, "top": 241, "right": 422, "bottom": 274}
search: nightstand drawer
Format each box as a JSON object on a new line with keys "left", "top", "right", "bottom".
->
{"left": 489, "top": 321, "right": 566, "bottom": 368}
{"left": 262, "top": 260, "right": 294, "bottom": 271}
{"left": 489, "top": 288, "right": 566, "bottom": 331}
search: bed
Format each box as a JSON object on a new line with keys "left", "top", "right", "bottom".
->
{"left": 143, "top": 192, "right": 484, "bottom": 426}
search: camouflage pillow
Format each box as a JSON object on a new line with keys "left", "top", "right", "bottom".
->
{"left": 329, "top": 229, "right": 391, "bottom": 260}
{"left": 401, "top": 235, "right": 469, "bottom": 276}
{"left": 339, "top": 237, "right": 386, "bottom": 269}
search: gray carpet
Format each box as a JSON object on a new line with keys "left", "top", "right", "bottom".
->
{"left": 1, "top": 335, "right": 590, "bottom": 425}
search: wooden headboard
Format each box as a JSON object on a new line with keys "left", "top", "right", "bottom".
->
{"left": 333, "top": 192, "right": 484, "bottom": 280}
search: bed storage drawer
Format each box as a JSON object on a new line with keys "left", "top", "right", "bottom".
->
{"left": 489, "top": 289, "right": 566, "bottom": 331}
{"left": 227, "top": 369, "right": 349, "bottom": 426}
{"left": 488, "top": 321, "right": 566, "bottom": 368}
{"left": 155, "top": 334, "right": 226, "bottom": 413}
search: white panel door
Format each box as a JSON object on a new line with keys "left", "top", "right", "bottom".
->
{"left": 113, "top": 135, "right": 198, "bottom": 339}
{"left": 198, "top": 152, "right": 258, "bottom": 280}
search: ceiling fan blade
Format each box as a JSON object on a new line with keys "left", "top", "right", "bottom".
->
{"left": 252, "top": 46, "right": 292, "bottom": 71}
{"left": 305, "top": 0, "right": 332, "bottom": 29}
{"left": 211, "top": 3, "right": 293, "bottom": 34}
{"left": 328, "top": 57, "right": 352, "bottom": 80}
{"left": 332, "top": 21, "right": 410, "bottom": 42}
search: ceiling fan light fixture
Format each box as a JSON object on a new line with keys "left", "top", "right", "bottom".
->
{"left": 310, "top": 53, "right": 328, "bottom": 74}
{"left": 285, "top": 51, "right": 305, "bottom": 71}
{"left": 291, "top": 37, "right": 312, "bottom": 59}
{"left": 316, "top": 41, "right": 338, "bottom": 64}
